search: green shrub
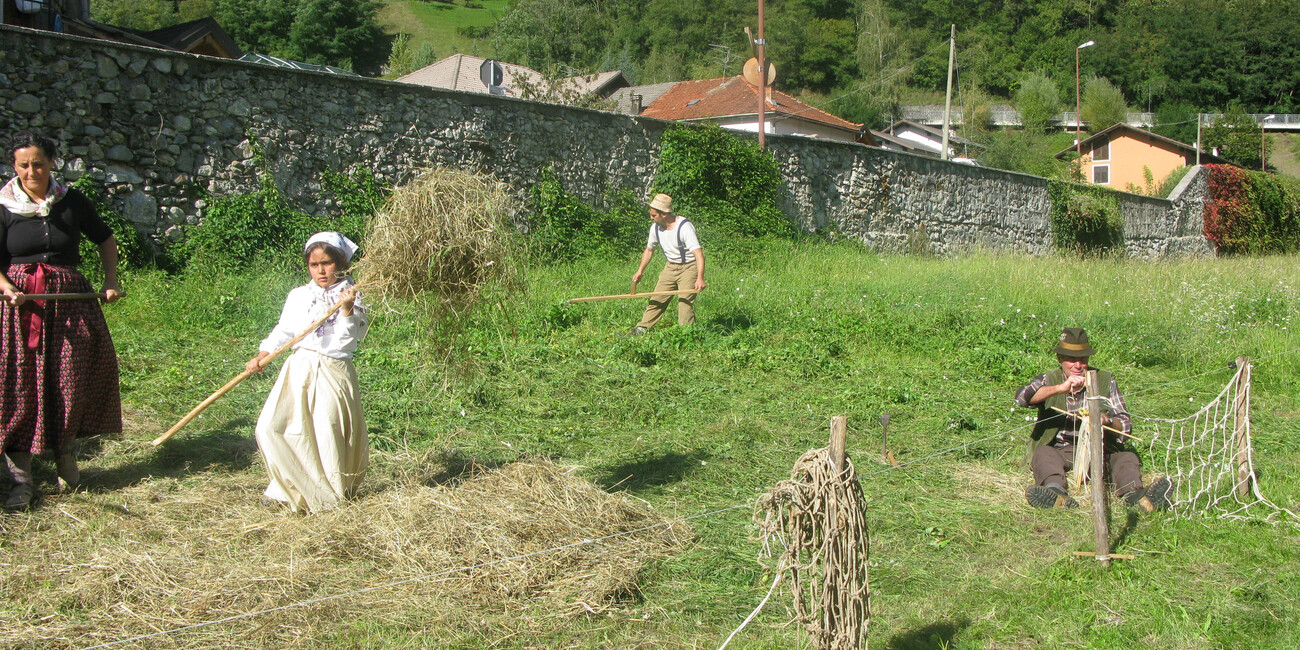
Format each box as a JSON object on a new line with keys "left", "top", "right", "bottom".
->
{"left": 652, "top": 125, "right": 796, "bottom": 253}
{"left": 525, "top": 169, "right": 645, "bottom": 262}
{"left": 73, "top": 177, "right": 155, "bottom": 276}
{"left": 1047, "top": 180, "right": 1124, "bottom": 255}
{"left": 177, "top": 159, "right": 375, "bottom": 272}
{"left": 1157, "top": 166, "right": 1191, "bottom": 197}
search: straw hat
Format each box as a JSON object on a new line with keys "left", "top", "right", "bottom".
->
{"left": 648, "top": 193, "right": 673, "bottom": 213}
{"left": 1054, "top": 327, "right": 1096, "bottom": 358}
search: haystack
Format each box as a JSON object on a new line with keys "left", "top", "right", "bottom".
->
{"left": 353, "top": 167, "right": 513, "bottom": 307}
{"left": 0, "top": 455, "right": 689, "bottom": 648}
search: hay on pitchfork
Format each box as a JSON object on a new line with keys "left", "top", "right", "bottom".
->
{"left": 352, "top": 167, "right": 514, "bottom": 307}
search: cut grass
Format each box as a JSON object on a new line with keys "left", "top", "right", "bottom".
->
{"left": 2, "top": 245, "right": 1298, "bottom": 647}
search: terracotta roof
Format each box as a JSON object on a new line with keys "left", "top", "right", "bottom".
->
{"left": 641, "top": 77, "right": 861, "bottom": 133}
{"left": 1054, "top": 123, "right": 1230, "bottom": 164}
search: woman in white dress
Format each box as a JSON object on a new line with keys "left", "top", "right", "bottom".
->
{"left": 245, "top": 232, "right": 368, "bottom": 513}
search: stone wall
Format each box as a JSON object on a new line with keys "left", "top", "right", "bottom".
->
{"left": 0, "top": 25, "right": 1211, "bottom": 258}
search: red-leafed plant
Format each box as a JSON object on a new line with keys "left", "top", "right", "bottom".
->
{"left": 1203, "top": 164, "right": 1300, "bottom": 254}
{"left": 1203, "top": 164, "right": 1255, "bottom": 253}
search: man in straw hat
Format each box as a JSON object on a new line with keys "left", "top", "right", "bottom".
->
{"left": 1014, "top": 327, "right": 1170, "bottom": 513}
{"left": 627, "top": 193, "right": 705, "bottom": 335}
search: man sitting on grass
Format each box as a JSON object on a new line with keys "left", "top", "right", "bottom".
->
{"left": 1014, "top": 327, "right": 1170, "bottom": 513}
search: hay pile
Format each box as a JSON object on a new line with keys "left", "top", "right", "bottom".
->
{"left": 0, "top": 455, "right": 688, "bottom": 648}
{"left": 352, "top": 167, "right": 513, "bottom": 307}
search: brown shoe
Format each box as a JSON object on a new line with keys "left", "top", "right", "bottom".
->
{"left": 1026, "top": 485, "right": 1079, "bottom": 509}
{"left": 3, "top": 482, "right": 33, "bottom": 511}
{"left": 56, "top": 454, "right": 80, "bottom": 492}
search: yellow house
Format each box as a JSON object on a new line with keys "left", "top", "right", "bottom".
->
{"left": 1055, "top": 124, "right": 1229, "bottom": 192}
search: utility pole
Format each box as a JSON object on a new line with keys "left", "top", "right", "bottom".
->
{"left": 941, "top": 24, "right": 955, "bottom": 161}
{"left": 1196, "top": 113, "right": 1202, "bottom": 165}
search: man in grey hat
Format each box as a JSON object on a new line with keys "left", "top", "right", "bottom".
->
{"left": 1014, "top": 327, "right": 1170, "bottom": 512}
{"left": 627, "top": 193, "right": 706, "bottom": 335}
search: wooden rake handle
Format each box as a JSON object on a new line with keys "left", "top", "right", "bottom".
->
{"left": 566, "top": 288, "right": 702, "bottom": 304}
{"left": 151, "top": 300, "right": 346, "bottom": 446}
{"left": 24, "top": 292, "right": 109, "bottom": 300}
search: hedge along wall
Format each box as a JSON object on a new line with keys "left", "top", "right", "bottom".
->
{"left": 0, "top": 25, "right": 1212, "bottom": 258}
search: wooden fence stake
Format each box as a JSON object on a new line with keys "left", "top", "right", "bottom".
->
{"left": 830, "top": 415, "right": 847, "bottom": 472}
{"left": 1233, "top": 356, "right": 1253, "bottom": 498}
{"left": 879, "top": 413, "right": 892, "bottom": 464}
{"left": 1085, "top": 370, "right": 1111, "bottom": 567}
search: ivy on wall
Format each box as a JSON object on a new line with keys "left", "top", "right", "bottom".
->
{"left": 1046, "top": 180, "right": 1125, "bottom": 256}
{"left": 1203, "top": 164, "right": 1300, "bottom": 254}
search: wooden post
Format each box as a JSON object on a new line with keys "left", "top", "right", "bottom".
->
{"left": 879, "top": 413, "right": 890, "bottom": 461}
{"left": 829, "top": 416, "right": 847, "bottom": 472}
{"left": 1085, "top": 370, "right": 1111, "bottom": 567}
{"left": 1233, "top": 356, "right": 1253, "bottom": 497}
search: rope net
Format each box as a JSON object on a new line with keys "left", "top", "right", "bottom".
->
{"left": 1138, "top": 360, "right": 1300, "bottom": 526}
{"left": 755, "top": 446, "right": 870, "bottom": 650}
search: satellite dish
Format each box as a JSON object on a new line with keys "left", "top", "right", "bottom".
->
{"left": 742, "top": 58, "right": 776, "bottom": 87}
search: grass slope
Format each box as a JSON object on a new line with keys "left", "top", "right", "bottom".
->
{"left": 377, "top": 0, "right": 505, "bottom": 61}
{"left": 3, "top": 244, "right": 1299, "bottom": 648}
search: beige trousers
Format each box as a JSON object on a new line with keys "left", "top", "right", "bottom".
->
{"left": 637, "top": 261, "right": 698, "bottom": 329}
{"left": 256, "top": 348, "right": 368, "bottom": 513}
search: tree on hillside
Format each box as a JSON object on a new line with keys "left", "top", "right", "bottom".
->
{"left": 211, "top": 0, "right": 386, "bottom": 72}
{"left": 289, "top": 0, "right": 386, "bottom": 72}
{"left": 1015, "top": 71, "right": 1061, "bottom": 135}
{"left": 91, "top": 0, "right": 212, "bottom": 31}
{"left": 1152, "top": 101, "right": 1199, "bottom": 147}
{"left": 765, "top": 0, "right": 858, "bottom": 93}
{"left": 490, "top": 0, "right": 609, "bottom": 71}
{"left": 383, "top": 34, "right": 438, "bottom": 79}
{"left": 1081, "top": 75, "right": 1128, "bottom": 133}
{"left": 1203, "top": 104, "right": 1267, "bottom": 169}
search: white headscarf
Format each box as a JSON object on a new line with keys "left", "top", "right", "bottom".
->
{"left": 0, "top": 175, "right": 67, "bottom": 217}
{"left": 304, "top": 231, "right": 359, "bottom": 262}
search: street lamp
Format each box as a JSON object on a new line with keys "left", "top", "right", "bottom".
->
{"left": 1261, "top": 114, "right": 1276, "bottom": 171}
{"left": 1076, "top": 40, "right": 1095, "bottom": 156}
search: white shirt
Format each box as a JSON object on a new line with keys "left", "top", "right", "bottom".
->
{"left": 646, "top": 216, "right": 701, "bottom": 263}
{"left": 258, "top": 279, "right": 369, "bottom": 359}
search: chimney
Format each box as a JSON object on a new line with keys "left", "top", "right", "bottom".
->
{"left": 632, "top": 93, "right": 642, "bottom": 114}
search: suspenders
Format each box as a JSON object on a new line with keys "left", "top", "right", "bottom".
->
{"left": 654, "top": 218, "right": 692, "bottom": 264}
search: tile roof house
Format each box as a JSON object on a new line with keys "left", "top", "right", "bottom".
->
{"left": 622, "top": 76, "right": 872, "bottom": 145}
{"left": 875, "top": 119, "right": 983, "bottom": 160}
{"left": 8, "top": 2, "right": 243, "bottom": 60}
{"left": 1054, "top": 123, "right": 1229, "bottom": 190}
{"left": 397, "top": 54, "right": 629, "bottom": 102}
{"left": 397, "top": 54, "right": 544, "bottom": 95}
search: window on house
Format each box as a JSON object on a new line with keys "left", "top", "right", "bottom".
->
{"left": 1093, "top": 164, "right": 1110, "bottom": 185}
{"left": 1092, "top": 138, "right": 1110, "bottom": 161}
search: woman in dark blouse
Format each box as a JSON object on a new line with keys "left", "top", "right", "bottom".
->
{"left": 0, "top": 130, "right": 122, "bottom": 510}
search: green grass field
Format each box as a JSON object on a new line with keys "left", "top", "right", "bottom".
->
{"left": 377, "top": 0, "right": 506, "bottom": 60}
{"left": 3, "top": 244, "right": 1299, "bottom": 648}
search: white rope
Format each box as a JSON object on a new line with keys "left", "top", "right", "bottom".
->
{"left": 717, "top": 568, "right": 783, "bottom": 650}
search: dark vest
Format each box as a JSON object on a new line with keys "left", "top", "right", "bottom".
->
{"left": 1025, "top": 366, "right": 1116, "bottom": 463}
